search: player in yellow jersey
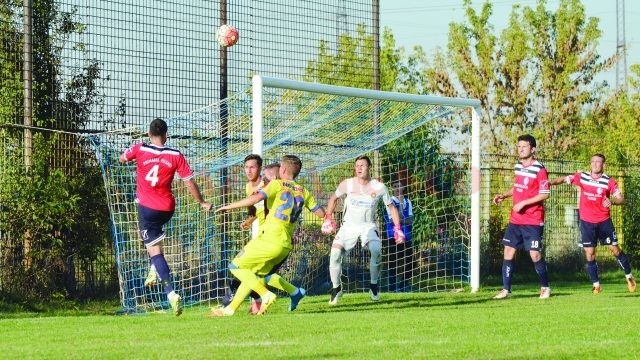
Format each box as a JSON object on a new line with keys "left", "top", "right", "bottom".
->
{"left": 224, "top": 158, "right": 302, "bottom": 314}
{"left": 222, "top": 154, "right": 264, "bottom": 313}
{"left": 211, "top": 155, "right": 326, "bottom": 316}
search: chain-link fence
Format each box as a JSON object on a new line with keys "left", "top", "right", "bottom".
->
{"left": 2, "top": 1, "right": 639, "bottom": 300}
{"left": 0, "top": 0, "right": 375, "bottom": 299}
{"left": 481, "top": 154, "right": 640, "bottom": 278}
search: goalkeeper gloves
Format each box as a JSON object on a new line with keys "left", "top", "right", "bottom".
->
{"left": 321, "top": 213, "right": 337, "bottom": 235}
{"left": 393, "top": 224, "right": 406, "bottom": 244}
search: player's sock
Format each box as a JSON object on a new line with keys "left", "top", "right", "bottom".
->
{"left": 587, "top": 260, "right": 599, "bottom": 284}
{"left": 265, "top": 274, "right": 297, "bottom": 295}
{"left": 150, "top": 254, "right": 173, "bottom": 294}
{"left": 533, "top": 258, "right": 549, "bottom": 288}
{"left": 370, "top": 283, "right": 379, "bottom": 296}
{"left": 502, "top": 259, "right": 513, "bottom": 291}
{"left": 615, "top": 252, "right": 632, "bottom": 275}
{"left": 250, "top": 282, "right": 262, "bottom": 300}
{"left": 230, "top": 265, "right": 268, "bottom": 296}
{"left": 368, "top": 240, "right": 382, "bottom": 284}
{"left": 329, "top": 247, "right": 343, "bottom": 288}
{"left": 229, "top": 277, "right": 241, "bottom": 293}
{"left": 228, "top": 281, "right": 253, "bottom": 312}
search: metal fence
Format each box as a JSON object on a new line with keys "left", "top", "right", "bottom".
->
{"left": 2, "top": 1, "right": 639, "bottom": 299}
{"left": 0, "top": 0, "right": 375, "bottom": 299}
{"left": 481, "top": 154, "right": 640, "bottom": 277}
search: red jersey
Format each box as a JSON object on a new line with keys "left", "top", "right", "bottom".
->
{"left": 510, "top": 160, "right": 550, "bottom": 225}
{"left": 122, "top": 142, "right": 194, "bottom": 212}
{"left": 567, "top": 172, "right": 620, "bottom": 223}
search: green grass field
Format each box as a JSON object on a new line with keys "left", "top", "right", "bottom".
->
{"left": 1, "top": 281, "right": 639, "bottom": 359}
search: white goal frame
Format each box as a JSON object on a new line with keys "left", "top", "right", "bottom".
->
{"left": 251, "top": 75, "right": 482, "bottom": 292}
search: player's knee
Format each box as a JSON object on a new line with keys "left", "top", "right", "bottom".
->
{"left": 610, "top": 245, "right": 621, "bottom": 257}
{"left": 368, "top": 242, "right": 382, "bottom": 264}
{"left": 330, "top": 247, "right": 343, "bottom": 267}
{"left": 533, "top": 258, "right": 547, "bottom": 273}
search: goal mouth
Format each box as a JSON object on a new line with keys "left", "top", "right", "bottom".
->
{"left": 90, "top": 76, "right": 481, "bottom": 312}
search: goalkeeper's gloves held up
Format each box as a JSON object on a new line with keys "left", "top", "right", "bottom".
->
{"left": 321, "top": 213, "right": 337, "bottom": 234}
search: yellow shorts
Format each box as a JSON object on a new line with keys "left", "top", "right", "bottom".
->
{"left": 232, "top": 235, "right": 290, "bottom": 276}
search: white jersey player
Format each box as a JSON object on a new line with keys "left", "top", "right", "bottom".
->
{"left": 321, "top": 155, "right": 405, "bottom": 304}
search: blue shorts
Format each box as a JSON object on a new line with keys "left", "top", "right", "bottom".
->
{"left": 579, "top": 219, "right": 617, "bottom": 247}
{"left": 502, "top": 223, "right": 544, "bottom": 251}
{"left": 138, "top": 204, "right": 174, "bottom": 247}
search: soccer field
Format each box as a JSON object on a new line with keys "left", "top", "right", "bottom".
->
{"left": 1, "top": 283, "right": 638, "bottom": 359}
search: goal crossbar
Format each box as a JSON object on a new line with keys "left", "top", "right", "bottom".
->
{"left": 252, "top": 75, "right": 482, "bottom": 293}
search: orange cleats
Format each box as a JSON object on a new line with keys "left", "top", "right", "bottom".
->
{"left": 627, "top": 277, "right": 637, "bottom": 293}
{"left": 592, "top": 286, "right": 602, "bottom": 295}
{"left": 208, "top": 307, "right": 234, "bottom": 317}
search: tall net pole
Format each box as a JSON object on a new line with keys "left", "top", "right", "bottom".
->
{"left": 219, "top": 0, "right": 230, "bottom": 293}
{"left": 616, "top": 0, "right": 627, "bottom": 92}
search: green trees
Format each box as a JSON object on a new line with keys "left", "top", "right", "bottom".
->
{"left": 424, "top": 0, "right": 614, "bottom": 157}
{"left": 0, "top": 0, "right": 111, "bottom": 299}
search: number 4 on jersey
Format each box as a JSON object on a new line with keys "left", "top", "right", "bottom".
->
{"left": 145, "top": 164, "right": 160, "bottom": 187}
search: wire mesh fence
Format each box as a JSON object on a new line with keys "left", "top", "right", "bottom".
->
{"left": 2, "top": 0, "right": 640, "bottom": 301}
{"left": 0, "top": 0, "right": 375, "bottom": 299}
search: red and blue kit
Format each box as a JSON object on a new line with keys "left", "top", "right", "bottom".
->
{"left": 510, "top": 160, "right": 550, "bottom": 225}
{"left": 568, "top": 172, "right": 620, "bottom": 223}
{"left": 123, "top": 143, "right": 194, "bottom": 212}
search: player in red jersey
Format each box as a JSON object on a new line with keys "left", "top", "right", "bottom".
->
{"left": 492, "top": 135, "right": 551, "bottom": 299}
{"left": 119, "top": 118, "right": 212, "bottom": 316}
{"left": 550, "top": 153, "right": 636, "bottom": 294}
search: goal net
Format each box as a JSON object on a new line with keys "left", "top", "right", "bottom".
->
{"left": 91, "top": 76, "right": 481, "bottom": 313}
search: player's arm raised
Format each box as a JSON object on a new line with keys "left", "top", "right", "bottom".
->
{"left": 216, "top": 193, "right": 264, "bottom": 213}
{"left": 240, "top": 206, "right": 258, "bottom": 230}
{"left": 183, "top": 178, "right": 212, "bottom": 211}
{"left": 549, "top": 174, "right": 574, "bottom": 186}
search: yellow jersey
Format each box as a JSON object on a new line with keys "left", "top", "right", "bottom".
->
{"left": 245, "top": 177, "right": 267, "bottom": 227}
{"left": 258, "top": 178, "right": 320, "bottom": 248}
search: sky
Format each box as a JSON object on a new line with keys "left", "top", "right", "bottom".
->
{"left": 380, "top": 0, "right": 639, "bottom": 89}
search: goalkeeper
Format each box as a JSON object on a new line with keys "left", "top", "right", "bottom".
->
{"left": 211, "top": 155, "right": 326, "bottom": 316}
{"left": 321, "top": 155, "right": 404, "bottom": 304}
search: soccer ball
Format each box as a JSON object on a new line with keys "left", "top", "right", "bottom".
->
{"left": 216, "top": 24, "right": 239, "bottom": 47}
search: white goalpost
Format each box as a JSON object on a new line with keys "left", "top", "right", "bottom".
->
{"left": 251, "top": 75, "right": 482, "bottom": 293}
{"left": 92, "top": 75, "right": 482, "bottom": 313}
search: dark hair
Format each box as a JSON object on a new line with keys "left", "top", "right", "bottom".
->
{"left": 593, "top": 153, "right": 606, "bottom": 163}
{"left": 355, "top": 155, "right": 371, "bottom": 166}
{"left": 243, "top": 154, "right": 263, "bottom": 168}
{"left": 264, "top": 162, "right": 280, "bottom": 170}
{"left": 282, "top": 155, "right": 302, "bottom": 178}
{"left": 149, "top": 118, "right": 168, "bottom": 137}
{"left": 517, "top": 134, "right": 536, "bottom": 148}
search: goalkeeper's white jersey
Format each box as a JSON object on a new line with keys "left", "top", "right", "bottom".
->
{"left": 336, "top": 178, "right": 392, "bottom": 225}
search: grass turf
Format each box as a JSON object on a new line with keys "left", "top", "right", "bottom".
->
{"left": 1, "top": 281, "right": 638, "bottom": 359}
